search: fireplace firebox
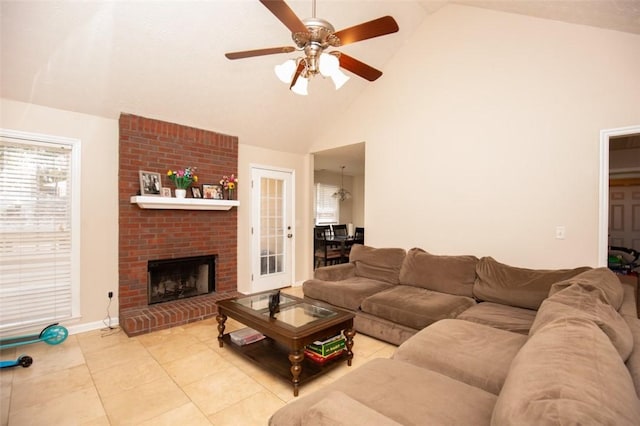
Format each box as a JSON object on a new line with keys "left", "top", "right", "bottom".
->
{"left": 148, "top": 255, "right": 216, "bottom": 305}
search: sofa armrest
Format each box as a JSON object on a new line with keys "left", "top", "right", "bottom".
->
{"left": 314, "top": 263, "right": 356, "bottom": 281}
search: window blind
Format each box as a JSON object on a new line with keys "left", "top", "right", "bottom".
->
{"left": 0, "top": 138, "right": 74, "bottom": 334}
{"left": 315, "top": 183, "right": 340, "bottom": 225}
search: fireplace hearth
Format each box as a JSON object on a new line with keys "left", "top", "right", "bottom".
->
{"left": 148, "top": 255, "right": 216, "bottom": 305}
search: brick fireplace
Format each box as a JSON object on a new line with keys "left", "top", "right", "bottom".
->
{"left": 118, "top": 114, "right": 240, "bottom": 336}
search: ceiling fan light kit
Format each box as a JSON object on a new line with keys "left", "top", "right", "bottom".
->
{"left": 226, "top": 0, "right": 399, "bottom": 95}
{"left": 275, "top": 53, "right": 349, "bottom": 95}
{"left": 291, "top": 75, "right": 309, "bottom": 96}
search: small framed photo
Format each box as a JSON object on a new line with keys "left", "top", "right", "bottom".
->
{"left": 139, "top": 170, "right": 162, "bottom": 196}
{"left": 161, "top": 188, "right": 171, "bottom": 197}
{"left": 202, "top": 184, "right": 223, "bottom": 200}
{"left": 191, "top": 187, "right": 202, "bottom": 198}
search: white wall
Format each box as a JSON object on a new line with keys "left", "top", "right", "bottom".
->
{"left": 1, "top": 98, "right": 119, "bottom": 333}
{"left": 312, "top": 5, "right": 640, "bottom": 269}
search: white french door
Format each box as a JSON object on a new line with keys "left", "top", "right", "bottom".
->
{"left": 251, "top": 167, "right": 294, "bottom": 292}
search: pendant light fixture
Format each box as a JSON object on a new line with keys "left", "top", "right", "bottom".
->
{"left": 332, "top": 166, "right": 352, "bottom": 201}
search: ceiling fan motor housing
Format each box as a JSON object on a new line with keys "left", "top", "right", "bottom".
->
{"left": 294, "top": 18, "right": 341, "bottom": 76}
{"left": 294, "top": 18, "right": 340, "bottom": 49}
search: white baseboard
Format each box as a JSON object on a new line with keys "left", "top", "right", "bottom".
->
{"left": 66, "top": 318, "right": 120, "bottom": 336}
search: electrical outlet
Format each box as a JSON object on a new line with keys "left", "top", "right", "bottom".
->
{"left": 555, "top": 226, "right": 566, "bottom": 240}
{"left": 108, "top": 291, "right": 113, "bottom": 299}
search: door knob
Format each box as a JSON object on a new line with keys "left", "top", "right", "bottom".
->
{"left": 287, "top": 234, "right": 293, "bottom": 238}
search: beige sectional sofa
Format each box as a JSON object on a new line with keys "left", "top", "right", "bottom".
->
{"left": 270, "top": 244, "right": 640, "bottom": 425}
{"left": 304, "top": 245, "right": 592, "bottom": 344}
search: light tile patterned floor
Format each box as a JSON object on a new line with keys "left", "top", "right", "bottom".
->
{"left": 0, "top": 287, "right": 396, "bottom": 425}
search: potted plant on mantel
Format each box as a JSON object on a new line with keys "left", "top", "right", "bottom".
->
{"left": 220, "top": 174, "right": 238, "bottom": 200}
{"left": 167, "top": 167, "right": 198, "bottom": 198}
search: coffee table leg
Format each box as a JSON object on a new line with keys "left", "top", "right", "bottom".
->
{"left": 288, "top": 350, "right": 304, "bottom": 397}
{"left": 216, "top": 313, "right": 227, "bottom": 348}
{"left": 344, "top": 328, "right": 356, "bottom": 366}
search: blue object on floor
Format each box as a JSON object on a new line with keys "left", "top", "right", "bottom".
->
{"left": 0, "top": 323, "right": 68, "bottom": 368}
{"left": 0, "top": 355, "right": 33, "bottom": 369}
{"left": 0, "top": 323, "right": 68, "bottom": 350}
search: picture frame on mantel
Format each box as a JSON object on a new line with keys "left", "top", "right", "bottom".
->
{"left": 191, "top": 187, "right": 202, "bottom": 198}
{"left": 202, "top": 184, "right": 223, "bottom": 200}
{"left": 139, "top": 170, "right": 162, "bottom": 196}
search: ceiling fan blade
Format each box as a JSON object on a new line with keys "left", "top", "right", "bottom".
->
{"left": 334, "top": 16, "right": 399, "bottom": 46}
{"left": 225, "top": 46, "right": 296, "bottom": 60}
{"left": 289, "top": 61, "right": 305, "bottom": 89}
{"left": 259, "top": 0, "right": 308, "bottom": 34}
{"left": 338, "top": 53, "right": 383, "bottom": 82}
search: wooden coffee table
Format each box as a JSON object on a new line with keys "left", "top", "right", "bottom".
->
{"left": 216, "top": 290, "right": 355, "bottom": 396}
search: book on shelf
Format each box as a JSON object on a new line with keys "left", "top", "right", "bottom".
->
{"left": 304, "top": 348, "right": 345, "bottom": 365}
{"left": 306, "top": 334, "right": 346, "bottom": 357}
{"left": 229, "top": 327, "right": 265, "bottom": 346}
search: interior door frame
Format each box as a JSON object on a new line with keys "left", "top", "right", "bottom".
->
{"left": 250, "top": 164, "right": 295, "bottom": 292}
{"left": 599, "top": 124, "right": 640, "bottom": 266}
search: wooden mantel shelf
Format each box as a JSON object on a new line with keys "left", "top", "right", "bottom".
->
{"left": 130, "top": 196, "right": 239, "bottom": 211}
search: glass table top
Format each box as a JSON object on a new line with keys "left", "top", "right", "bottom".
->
{"left": 231, "top": 291, "right": 338, "bottom": 328}
{"left": 262, "top": 303, "right": 337, "bottom": 327}
{"left": 233, "top": 292, "right": 297, "bottom": 311}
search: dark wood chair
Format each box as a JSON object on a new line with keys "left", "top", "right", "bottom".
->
{"left": 314, "top": 227, "right": 342, "bottom": 269}
{"left": 332, "top": 224, "right": 348, "bottom": 237}
{"left": 354, "top": 227, "right": 365, "bottom": 245}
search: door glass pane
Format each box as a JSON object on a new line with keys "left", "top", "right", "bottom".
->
{"left": 260, "top": 177, "right": 284, "bottom": 276}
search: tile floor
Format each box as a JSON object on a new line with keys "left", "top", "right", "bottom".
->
{"left": 0, "top": 287, "right": 396, "bottom": 425}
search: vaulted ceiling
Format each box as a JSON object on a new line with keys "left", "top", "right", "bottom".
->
{"left": 2, "top": 1, "right": 639, "bottom": 155}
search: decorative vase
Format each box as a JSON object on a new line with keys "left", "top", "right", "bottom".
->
{"left": 175, "top": 188, "right": 187, "bottom": 198}
{"left": 227, "top": 189, "right": 234, "bottom": 200}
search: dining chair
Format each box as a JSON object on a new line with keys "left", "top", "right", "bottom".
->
{"left": 314, "top": 227, "right": 342, "bottom": 269}
{"left": 354, "top": 227, "right": 365, "bottom": 244}
{"left": 332, "top": 224, "right": 348, "bottom": 237}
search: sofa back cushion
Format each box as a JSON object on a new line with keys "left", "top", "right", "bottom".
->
{"left": 531, "top": 282, "right": 633, "bottom": 361}
{"left": 473, "top": 257, "right": 590, "bottom": 310}
{"left": 349, "top": 245, "right": 406, "bottom": 285}
{"left": 549, "top": 267, "right": 624, "bottom": 310}
{"left": 492, "top": 317, "right": 640, "bottom": 425}
{"left": 398, "top": 248, "right": 478, "bottom": 297}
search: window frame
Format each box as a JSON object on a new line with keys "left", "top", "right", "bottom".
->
{"left": 0, "top": 128, "right": 81, "bottom": 333}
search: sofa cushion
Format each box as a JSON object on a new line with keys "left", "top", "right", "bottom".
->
{"left": 398, "top": 248, "right": 478, "bottom": 297}
{"left": 349, "top": 245, "right": 406, "bottom": 285}
{"left": 456, "top": 302, "right": 536, "bottom": 335}
{"left": 360, "top": 285, "right": 475, "bottom": 330}
{"left": 268, "top": 358, "right": 497, "bottom": 426}
{"left": 313, "top": 262, "right": 356, "bottom": 282}
{"left": 549, "top": 267, "right": 624, "bottom": 310}
{"left": 492, "top": 317, "right": 640, "bottom": 425}
{"left": 473, "top": 256, "right": 591, "bottom": 310}
{"left": 392, "top": 319, "right": 527, "bottom": 395}
{"left": 623, "top": 315, "right": 640, "bottom": 398}
{"left": 531, "top": 282, "right": 633, "bottom": 361}
{"left": 303, "top": 277, "right": 391, "bottom": 311}
{"left": 300, "top": 391, "right": 402, "bottom": 426}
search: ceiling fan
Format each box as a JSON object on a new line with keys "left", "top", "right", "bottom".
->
{"left": 225, "top": 0, "right": 399, "bottom": 95}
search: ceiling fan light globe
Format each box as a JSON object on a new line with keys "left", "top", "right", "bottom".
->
{"left": 331, "top": 69, "right": 350, "bottom": 90}
{"left": 319, "top": 53, "right": 339, "bottom": 77}
{"left": 275, "top": 59, "right": 296, "bottom": 84}
{"left": 291, "top": 76, "right": 309, "bottom": 95}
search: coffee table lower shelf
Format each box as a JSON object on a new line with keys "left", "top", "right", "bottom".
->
{"left": 220, "top": 334, "right": 348, "bottom": 389}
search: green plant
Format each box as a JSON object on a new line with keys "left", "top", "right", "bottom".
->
{"left": 167, "top": 167, "right": 198, "bottom": 189}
